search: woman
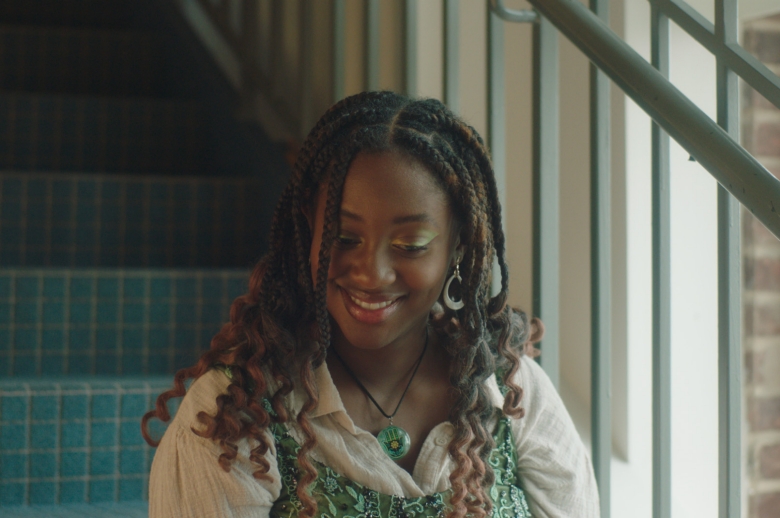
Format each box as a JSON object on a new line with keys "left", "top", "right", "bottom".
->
{"left": 143, "top": 92, "right": 599, "bottom": 517}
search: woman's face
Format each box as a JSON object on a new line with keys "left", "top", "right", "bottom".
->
{"left": 309, "top": 150, "right": 461, "bottom": 352}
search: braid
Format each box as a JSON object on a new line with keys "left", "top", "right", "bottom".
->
{"left": 142, "top": 91, "right": 538, "bottom": 518}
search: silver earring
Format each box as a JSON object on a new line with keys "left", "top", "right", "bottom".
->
{"left": 443, "top": 263, "right": 465, "bottom": 311}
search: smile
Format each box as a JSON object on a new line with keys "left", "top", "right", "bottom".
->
{"left": 339, "top": 288, "right": 403, "bottom": 325}
{"left": 348, "top": 295, "right": 396, "bottom": 310}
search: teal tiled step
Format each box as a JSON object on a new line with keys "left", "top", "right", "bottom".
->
{"left": 0, "top": 93, "right": 206, "bottom": 174}
{"left": 0, "top": 376, "right": 175, "bottom": 507}
{"left": 0, "top": 502, "right": 147, "bottom": 517}
{"left": 0, "top": 172, "right": 266, "bottom": 268}
{"left": 0, "top": 26, "right": 161, "bottom": 98}
{"left": 0, "top": 268, "right": 249, "bottom": 376}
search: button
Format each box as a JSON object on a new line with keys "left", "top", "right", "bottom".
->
{"left": 434, "top": 436, "right": 449, "bottom": 446}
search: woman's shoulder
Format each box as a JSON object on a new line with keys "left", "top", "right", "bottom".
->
{"left": 170, "top": 369, "right": 233, "bottom": 431}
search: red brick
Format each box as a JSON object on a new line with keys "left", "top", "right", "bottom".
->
{"left": 749, "top": 396, "right": 780, "bottom": 432}
{"left": 749, "top": 214, "right": 780, "bottom": 247}
{"left": 754, "top": 304, "right": 780, "bottom": 336}
{"left": 760, "top": 443, "right": 780, "bottom": 479}
{"left": 752, "top": 491, "right": 780, "bottom": 518}
{"left": 755, "top": 122, "right": 780, "bottom": 158}
{"left": 753, "top": 257, "right": 780, "bottom": 291}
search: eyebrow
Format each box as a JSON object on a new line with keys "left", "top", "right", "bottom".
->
{"left": 340, "top": 209, "right": 435, "bottom": 225}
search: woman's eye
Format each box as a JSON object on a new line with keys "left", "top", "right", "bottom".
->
{"left": 394, "top": 243, "right": 429, "bottom": 253}
{"left": 335, "top": 235, "right": 360, "bottom": 247}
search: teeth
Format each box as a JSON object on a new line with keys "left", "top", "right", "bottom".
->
{"left": 349, "top": 295, "right": 395, "bottom": 311}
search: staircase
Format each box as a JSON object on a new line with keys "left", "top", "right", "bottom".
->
{"left": 0, "top": 1, "right": 288, "bottom": 515}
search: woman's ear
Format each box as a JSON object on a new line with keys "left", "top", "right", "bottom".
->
{"left": 451, "top": 238, "right": 465, "bottom": 266}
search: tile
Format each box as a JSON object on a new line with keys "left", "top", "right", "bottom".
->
{"left": 121, "top": 394, "right": 148, "bottom": 419}
{"left": 0, "top": 423, "right": 27, "bottom": 450}
{"left": 60, "top": 451, "right": 87, "bottom": 477}
{"left": 174, "top": 277, "right": 197, "bottom": 299}
{"left": 96, "top": 303, "right": 118, "bottom": 324}
{"left": 30, "top": 421, "right": 58, "bottom": 449}
{"left": 118, "top": 477, "right": 144, "bottom": 501}
{"left": 29, "top": 452, "right": 56, "bottom": 478}
{"left": 16, "top": 276, "right": 40, "bottom": 297}
{"left": 2, "top": 394, "right": 28, "bottom": 421}
{"left": 123, "top": 277, "right": 146, "bottom": 299}
{"left": 68, "top": 356, "right": 92, "bottom": 374}
{"left": 97, "top": 277, "right": 119, "bottom": 299}
{"left": 70, "top": 277, "right": 94, "bottom": 299}
{"left": 12, "top": 356, "right": 37, "bottom": 376}
{"left": 148, "top": 303, "right": 170, "bottom": 324}
{"left": 29, "top": 481, "right": 57, "bottom": 505}
{"left": 175, "top": 303, "right": 197, "bottom": 324}
{"left": 95, "top": 353, "right": 118, "bottom": 375}
{"left": 92, "top": 394, "right": 119, "bottom": 419}
{"left": 121, "top": 354, "right": 144, "bottom": 375}
{"left": 69, "top": 302, "right": 91, "bottom": 324}
{"left": 68, "top": 329, "right": 91, "bottom": 351}
{"left": 90, "top": 450, "right": 116, "bottom": 477}
{"left": 31, "top": 395, "right": 59, "bottom": 420}
{"left": 149, "top": 277, "right": 171, "bottom": 299}
{"left": 59, "top": 480, "right": 87, "bottom": 504}
{"left": 119, "top": 448, "right": 145, "bottom": 475}
{"left": 13, "top": 328, "right": 38, "bottom": 351}
{"left": 0, "top": 482, "right": 25, "bottom": 505}
{"left": 91, "top": 421, "right": 118, "bottom": 448}
{"left": 41, "top": 329, "right": 65, "bottom": 350}
{"left": 42, "top": 277, "right": 66, "bottom": 298}
{"left": 42, "top": 302, "right": 64, "bottom": 324}
{"left": 121, "top": 329, "right": 144, "bottom": 351}
{"left": 14, "top": 302, "right": 39, "bottom": 323}
{"left": 40, "top": 354, "right": 64, "bottom": 375}
{"left": 61, "top": 394, "right": 88, "bottom": 420}
{"left": 95, "top": 329, "right": 117, "bottom": 351}
{"left": 0, "top": 452, "right": 27, "bottom": 478}
{"left": 201, "top": 278, "right": 222, "bottom": 300}
{"left": 0, "top": 276, "right": 11, "bottom": 298}
{"left": 120, "top": 421, "right": 144, "bottom": 447}
{"left": 61, "top": 422, "right": 87, "bottom": 448}
{"left": 123, "top": 302, "right": 144, "bottom": 324}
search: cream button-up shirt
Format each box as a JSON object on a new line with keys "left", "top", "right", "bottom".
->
{"left": 149, "top": 356, "right": 599, "bottom": 517}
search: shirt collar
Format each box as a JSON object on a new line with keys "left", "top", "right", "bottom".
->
{"left": 292, "top": 362, "right": 507, "bottom": 425}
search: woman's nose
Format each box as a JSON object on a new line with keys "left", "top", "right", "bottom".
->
{"left": 350, "top": 245, "right": 396, "bottom": 288}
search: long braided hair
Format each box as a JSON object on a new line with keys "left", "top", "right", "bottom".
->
{"left": 142, "top": 91, "right": 539, "bottom": 518}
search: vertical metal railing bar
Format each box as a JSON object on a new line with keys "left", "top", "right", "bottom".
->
{"left": 366, "top": 0, "right": 380, "bottom": 91}
{"left": 444, "top": 0, "right": 459, "bottom": 112}
{"left": 299, "top": 0, "right": 314, "bottom": 138}
{"left": 655, "top": 0, "right": 780, "bottom": 110}
{"left": 333, "top": 0, "right": 345, "bottom": 102}
{"left": 271, "top": 0, "right": 285, "bottom": 101}
{"left": 531, "top": 15, "right": 561, "bottom": 390}
{"left": 650, "top": 4, "right": 672, "bottom": 517}
{"left": 589, "top": 0, "right": 611, "bottom": 513}
{"left": 487, "top": 5, "right": 506, "bottom": 298}
{"left": 404, "top": 0, "right": 417, "bottom": 97}
{"left": 715, "top": 0, "right": 742, "bottom": 515}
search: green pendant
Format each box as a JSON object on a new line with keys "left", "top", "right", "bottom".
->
{"left": 377, "top": 425, "right": 411, "bottom": 460}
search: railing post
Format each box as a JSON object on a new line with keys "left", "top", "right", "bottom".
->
{"left": 404, "top": 0, "right": 417, "bottom": 97}
{"left": 333, "top": 0, "right": 346, "bottom": 102}
{"left": 488, "top": 3, "right": 505, "bottom": 298}
{"left": 715, "top": 0, "right": 742, "bottom": 516}
{"left": 589, "top": 0, "right": 611, "bottom": 514}
{"left": 650, "top": 4, "right": 672, "bottom": 517}
{"left": 366, "top": 0, "right": 380, "bottom": 91}
{"left": 532, "top": 16, "right": 560, "bottom": 390}
{"left": 444, "top": 0, "right": 459, "bottom": 112}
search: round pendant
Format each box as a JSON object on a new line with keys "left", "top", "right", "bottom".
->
{"left": 377, "top": 425, "right": 411, "bottom": 460}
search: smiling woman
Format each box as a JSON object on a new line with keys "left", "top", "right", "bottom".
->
{"left": 142, "top": 92, "right": 600, "bottom": 518}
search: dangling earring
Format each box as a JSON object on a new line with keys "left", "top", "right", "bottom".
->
{"left": 443, "top": 263, "right": 465, "bottom": 311}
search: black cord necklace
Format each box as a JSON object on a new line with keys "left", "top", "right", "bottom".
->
{"left": 330, "top": 329, "right": 429, "bottom": 460}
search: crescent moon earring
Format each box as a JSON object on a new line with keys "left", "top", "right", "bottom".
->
{"left": 443, "top": 262, "right": 465, "bottom": 311}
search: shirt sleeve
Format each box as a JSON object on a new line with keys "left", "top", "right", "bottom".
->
{"left": 510, "top": 356, "right": 601, "bottom": 518}
{"left": 148, "top": 370, "right": 282, "bottom": 518}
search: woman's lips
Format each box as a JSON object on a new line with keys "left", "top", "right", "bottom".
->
{"left": 340, "top": 288, "right": 402, "bottom": 324}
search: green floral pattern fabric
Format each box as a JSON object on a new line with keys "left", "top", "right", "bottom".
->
{"left": 268, "top": 408, "right": 532, "bottom": 518}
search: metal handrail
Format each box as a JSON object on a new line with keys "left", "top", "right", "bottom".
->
{"left": 521, "top": 0, "right": 780, "bottom": 240}
{"left": 488, "top": 0, "right": 539, "bottom": 23}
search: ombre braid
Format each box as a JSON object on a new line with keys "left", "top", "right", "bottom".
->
{"left": 142, "top": 91, "right": 540, "bottom": 518}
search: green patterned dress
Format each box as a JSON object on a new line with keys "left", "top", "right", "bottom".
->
{"left": 268, "top": 410, "right": 533, "bottom": 518}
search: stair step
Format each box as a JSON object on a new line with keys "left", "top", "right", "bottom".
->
{"left": 0, "top": 268, "right": 249, "bottom": 377}
{"left": 0, "top": 172, "right": 266, "bottom": 268}
{"left": 0, "top": 502, "right": 147, "bottom": 517}
{"left": 0, "top": 376, "right": 173, "bottom": 507}
{"left": 0, "top": 0, "right": 148, "bottom": 31}
{"left": 0, "top": 26, "right": 162, "bottom": 98}
{"left": 0, "top": 93, "right": 207, "bottom": 174}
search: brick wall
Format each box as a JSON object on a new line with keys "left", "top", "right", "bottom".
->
{"left": 742, "top": 13, "right": 780, "bottom": 518}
